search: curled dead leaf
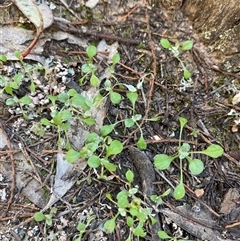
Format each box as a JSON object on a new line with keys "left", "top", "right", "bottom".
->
{"left": 232, "top": 92, "right": 240, "bottom": 105}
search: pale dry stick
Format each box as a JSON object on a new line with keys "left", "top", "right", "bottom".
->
{"left": 155, "top": 169, "right": 175, "bottom": 189}
{"left": 58, "top": 0, "right": 82, "bottom": 21}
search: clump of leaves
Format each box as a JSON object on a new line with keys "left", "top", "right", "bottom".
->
{"left": 104, "top": 170, "right": 157, "bottom": 240}
{"left": 160, "top": 39, "right": 193, "bottom": 79}
{"left": 154, "top": 117, "right": 224, "bottom": 200}
{"left": 66, "top": 132, "right": 123, "bottom": 179}
{"left": 34, "top": 207, "right": 57, "bottom": 226}
{"left": 40, "top": 88, "right": 96, "bottom": 147}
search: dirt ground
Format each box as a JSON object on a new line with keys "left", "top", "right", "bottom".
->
{"left": 0, "top": 0, "right": 240, "bottom": 240}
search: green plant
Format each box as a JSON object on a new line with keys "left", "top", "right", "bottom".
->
{"left": 153, "top": 117, "right": 224, "bottom": 200}
{"left": 74, "top": 215, "right": 96, "bottom": 241}
{"left": 160, "top": 39, "right": 193, "bottom": 79}
{"left": 80, "top": 45, "right": 100, "bottom": 86}
{"left": 0, "top": 51, "right": 45, "bottom": 119}
{"left": 39, "top": 88, "right": 96, "bottom": 148}
{"left": 66, "top": 132, "right": 122, "bottom": 179}
{"left": 158, "top": 230, "right": 188, "bottom": 241}
{"left": 104, "top": 170, "right": 157, "bottom": 241}
{"left": 34, "top": 207, "right": 57, "bottom": 226}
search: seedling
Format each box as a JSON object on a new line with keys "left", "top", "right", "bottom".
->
{"left": 80, "top": 45, "right": 100, "bottom": 86}
{"left": 158, "top": 230, "right": 188, "bottom": 241}
{"left": 104, "top": 170, "right": 157, "bottom": 240}
{"left": 34, "top": 207, "right": 57, "bottom": 226}
{"left": 160, "top": 39, "right": 193, "bottom": 79}
{"left": 75, "top": 215, "right": 96, "bottom": 241}
{"left": 6, "top": 95, "right": 32, "bottom": 119}
{"left": 66, "top": 132, "right": 122, "bottom": 179}
{"left": 153, "top": 117, "right": 223, "bottom": 199}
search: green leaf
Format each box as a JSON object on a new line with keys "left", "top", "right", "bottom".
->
{"left": 132, "top": 114, "right": 142, "bottom": 122}
{"left": 183, "top": 68, "right": 191, "bottom": 79}
{"left": 100, "top": 124, "right": 115, "bottom": 136}
{"left": 179, "top": 143, "right": 190, "bottom": 159}
{"left": 68, "top": 88, "right": 77, "bottom": 96}
{"left": 174, "top": 182, "right": 185, "bottom": 200}
{"left": 101, "top": 159, "right": 117, "bottom": 172}
{"left": 53, "top": 113, "right": 62, "bottom": 125}
{"left": 117, "top": 190, "right": 129, "bottom": 208}
{"left": 181, "top": 40, "right": 193, "bottom": 51}
{"left": 137, "top": 136, "right": 147, "bottom": 150}
{"left": 126, "top": 92, "right": 138, "bottom": 109}
{"left": 160, "top": 38, "right": 172, "bottom": 49}
{"left": 5, "top": 86, "right": 13, "bottom": 95}
{"left": 34, "top": 212, "right": 45, "bottom": 222}
{"left": 81, "top": 63, "right": 91, "bottom": 73}
{"left": 104, "top": 218, "right": 116, "bottom": 233}
{"left": 58, "top": 92, "right": 69, "bottom": 103}
{"left": 129, "top": 187, "right": 138, "bottom": 195}
{"left": 200, "top": 144, "right": 224, "bottom": 158}
{"left": 77, "top": 222, "right": 86, "bottom": 232}
{"left": 71, "top": 94, "right": 90, "bottom": 110}
{"left": 61, "top": 123, "right": 71, "bottom": 131}
{"left": 40, "top": 118, "right": 51, "bottom": 126}
{"left": 158, "top": 230, "right": 172, "bottom": 239}
{"left": 66, "top": 149, "right": 81, "bottom": 163}
{"left": 5, "top": 98, "right": 15, "bottom": 106}
{"left": 45, "top": 214, "right": 52, "bottom": 226}
{"left": 30, "top": 81, "right": 35, "bottom": 93}
{"left": 106, "top": 140, "right": 123, "bottom": 157}
{"left": 133, "top": 224, "right": 146, "bottom": 237}
{"left": 13, "top": 73, "right": 23, "bottom": 83}
{"left": 112, "top": 53, "right": 120, "bottom": 65}
{"left": 86, "top": 45, "right": 97, "bottom": 59}
{"left": 154, "top": 154, "right": 175, "bottom": 170}
{"left": 179, "top": 116, "right": 188, "bottom": 129}
{"left": 9, "top": 81, "right": 19, "bottom": 90}
{"left": 48, "top": 95, "right": 57, "bottom": 105}
{"left": 90, "top": 73, "right": 100, "bottom": 86}
{"left": 110, "top": 91, "right": 122, "bottom": 104}
{"left": 0, "top": 55, "right": 7, "bottom": 62}
{"left": 124, "top": 118, "right": 135, "bottom": 128}
{"left": 118, "top": 207, "right": 126, "bottom": 216}
{"left": 86, "top": 132, "right": 100, "bottom": 142}
{"left": 126, "top": 216, "right": 134, "bottom": 227}
{"left": 88, "top": 155, "right": 101, "bottom": 168}
{"left": 60, "top": 109, "right": 72, "bottom": 121}
{"left": 123, "top": 84, "right": 137, "bottom": 92}
{"left": 126, "top": 170, "right": 134, "bottom": 183}
{"left": 82, "top": 117, "right": 95, "bottom": 126}
{"left": 104, "top": 79, "right": 112, "bottom": 89}
{"left": 50, "top": 207, "right": 57, "bottom": 214}
{"left": 106, "top": 193, "right": 113, "bottom": 201}
{"left": 188, "top": 158, "right": 204, "bottom": 175}
{"left": 161, "top": 188, "right": 172, "bottom": 197}
{"left": 150, "top": 195, "right": 163, "bottom": 205}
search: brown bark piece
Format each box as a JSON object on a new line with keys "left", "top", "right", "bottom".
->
{"left": 182, "top": 0, "right": 240, "bottom": 65}
{"left": 182, "top": 0, "right": 240, "bottom": 43}
{"left": 220, "top": 188, "right": 240, "bottom": 214}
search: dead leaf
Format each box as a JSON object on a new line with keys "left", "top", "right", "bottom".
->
{"left": 220, "top": 188, "right": 240, "bottom": 214}
{"left": 194, "top": 188, "right": 204, "bottom": 198}
{"left": 11, "top": 0, "right": 53, "bottom": 57}
{"left": 41, "top": 153, "right": 87, "bottom": 212}
{"left": 0, "top": 128, "right": 47, "bottom": 208}
{"left": 232, "top": 92, "right": 240, "bottom": 105}
{"left": 0, "top": 26, "right": 88, "bottom": 63}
